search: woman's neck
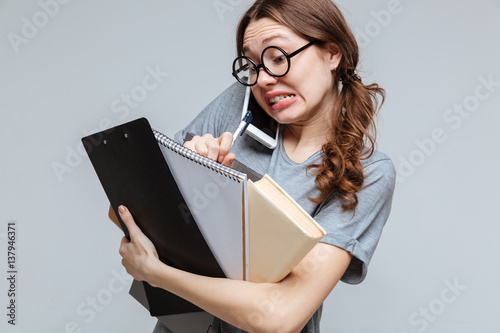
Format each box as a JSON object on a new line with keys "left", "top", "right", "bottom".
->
{"left": 282, "top": 113, "right": 333, "bottom": 163}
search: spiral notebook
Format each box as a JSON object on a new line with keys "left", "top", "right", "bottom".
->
{"left": 82, "top": 117, "right": 249, "bottom": 316}
{"left": 154, "top": 129, "right": 249, "bottom": 281}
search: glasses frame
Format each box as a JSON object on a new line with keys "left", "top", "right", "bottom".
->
{"left": 232, "top": 41, "right": 316, "bottom": 86}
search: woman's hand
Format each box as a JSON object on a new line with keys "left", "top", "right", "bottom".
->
{"left": 183, "top": 132, "right": 235, "bottom": 167}
{"left": 118, "top": 205, "right": 160, "bottom": 283}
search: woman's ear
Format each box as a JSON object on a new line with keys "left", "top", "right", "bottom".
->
{"left": 325, "top": 42, "right": 342, "bottom": 71}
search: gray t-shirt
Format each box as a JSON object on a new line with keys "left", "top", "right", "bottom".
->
{"left": 155, "top": 83, "right": 396, "bottom": 333}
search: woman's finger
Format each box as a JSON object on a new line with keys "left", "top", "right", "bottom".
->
{"left": 221, "top": 152, "right": 236, "bottom": 168}
{"left": 118, "top": 205, "right": 142, "bottom": 239}
{"left": 183, "top": 137, "right": 197, "bottom": 151}
{"left": 218, "top": 132, "right": 234, "bottom": 161}
{"left": 201, "top": 134, "right": 219, "bottom": 161}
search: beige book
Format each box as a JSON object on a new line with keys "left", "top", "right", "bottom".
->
{"left": 248, "top": 174, "right": 326, "bottom": 283}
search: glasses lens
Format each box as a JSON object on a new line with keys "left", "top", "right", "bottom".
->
{"left": 262, "top": 47, "right": 289, "bottom": 77}
{"left": 233, "top": 57, "right": 256, "bottom": 85}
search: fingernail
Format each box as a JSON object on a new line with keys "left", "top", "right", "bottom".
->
{"left": 118, "top": 205, "right": 126, "bottom": 213}
{"left": 218, "top": 156, "right": 224, "bottom": 163}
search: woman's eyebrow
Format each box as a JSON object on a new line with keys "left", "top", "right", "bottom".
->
{"left": 261, "top": 34, "right": 290, "bottom": 45}
{"left": 242, "top": 34, "right": 291, "bottom": 54}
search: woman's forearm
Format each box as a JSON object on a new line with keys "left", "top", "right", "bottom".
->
{"left": 148, "top": 262, "right": 292, "bottom": 333}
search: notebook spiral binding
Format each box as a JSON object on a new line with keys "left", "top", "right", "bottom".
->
{"left": 153, "top": 130, "right": 245, "bottom": 183}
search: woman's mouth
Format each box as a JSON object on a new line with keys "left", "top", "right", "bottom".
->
{"left": 269, "top": 94, "right": 295, "bottom": 106}
{"left": 263, "top": 91, "right": 298, "bottom": 111}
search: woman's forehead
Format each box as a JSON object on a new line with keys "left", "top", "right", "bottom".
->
{"left": 242, "top": 18, "right": 297, "bottom": 54}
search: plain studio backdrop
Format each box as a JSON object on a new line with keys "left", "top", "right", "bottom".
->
{"left": 0, "top": 0, "right": 499, "bottom": 332}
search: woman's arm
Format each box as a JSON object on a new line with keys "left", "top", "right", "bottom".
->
{"left": 118, "top": 205, "right": 352, "bottom": 333}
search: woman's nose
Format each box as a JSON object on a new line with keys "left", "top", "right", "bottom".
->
{"left": 256, "top": 67, "right": 279, "bottom": 87}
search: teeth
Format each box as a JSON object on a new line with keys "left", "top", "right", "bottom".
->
{"left": 270, "top": 94, "right": 294, "bottom": 105}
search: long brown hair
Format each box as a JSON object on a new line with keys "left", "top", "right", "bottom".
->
{"left": 236, "top": 0, "right": 385, "bottom": 212}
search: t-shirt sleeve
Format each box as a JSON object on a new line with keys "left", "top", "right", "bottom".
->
{"left": 174, "top": 82, "right": 247, "bottom": 144}
{"left": 314, "top": 153, "right": 396, "bottom": 284}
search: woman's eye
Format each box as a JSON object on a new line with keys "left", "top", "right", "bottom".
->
{"left": 273, "top": 55, "right": 286, "bottom": 64}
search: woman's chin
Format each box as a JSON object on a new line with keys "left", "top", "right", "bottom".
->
{"left": 271, "top": 115, "right": 299, "bottom": 125}
{"left": 267, "top": 106, "right": 303, "bottom": 124}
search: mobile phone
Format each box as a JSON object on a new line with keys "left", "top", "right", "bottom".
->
{"left": 241, "top": 86, "right": 280, "bottom": 149}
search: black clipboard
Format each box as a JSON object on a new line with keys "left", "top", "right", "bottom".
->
{"left": 82, "top": 117, "right": 225, "bottom": 316}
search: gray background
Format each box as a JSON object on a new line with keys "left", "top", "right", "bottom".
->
{"left": 1, "top": 0, "right": 499, "bottom": 332}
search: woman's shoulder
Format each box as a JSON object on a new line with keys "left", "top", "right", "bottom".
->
{"left": 174, "top": 83, "right": 247, "bottom": 142}
{"left": 209, "top": 82, "right": 247, "bottom": 115}
{"left": 361, "top": 149, "right": 394, "bottom": 168}
{"left": 360, "top": 149, "right": 397, "bottom": 185}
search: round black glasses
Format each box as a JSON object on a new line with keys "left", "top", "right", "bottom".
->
{"left": 232, "top": 41, "right": 316, "bottom": 86}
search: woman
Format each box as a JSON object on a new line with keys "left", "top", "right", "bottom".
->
{"left": 119, "top": 0, "right": 396, "bottom": 332}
